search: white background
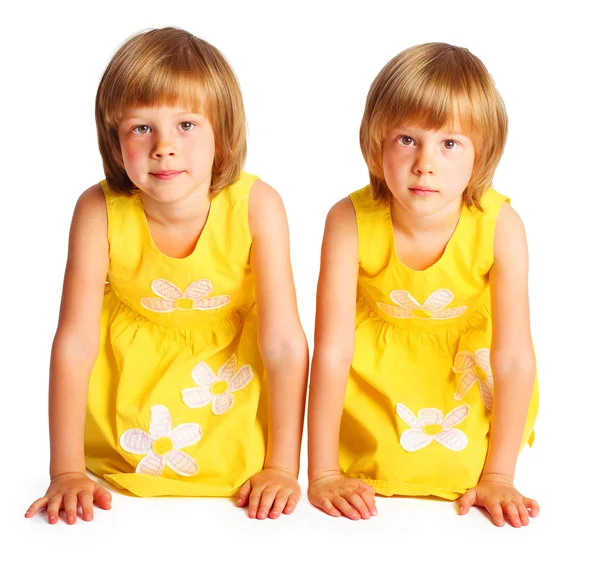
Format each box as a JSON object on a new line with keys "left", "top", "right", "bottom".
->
{"left": 2, "top": 0, "right": 598, "bottom": 575}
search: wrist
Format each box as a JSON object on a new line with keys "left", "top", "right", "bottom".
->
{"left": 480, "top": 471, "right": 514, "bottom": 484}
{"left": 264, "top": 463, "right": 299, "bottom": 478}
{"left": 308, "top": 469, "right": 340, "bottom": 484}
{"left": 50, "top": 470, "right": 86, "bottom": 481}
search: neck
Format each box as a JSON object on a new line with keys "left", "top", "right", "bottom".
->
{"left": 140, "top": 181, "right": 211, "bottom": 228}
{"left": 390, "top": 196, "right": 463, "bottom": 238}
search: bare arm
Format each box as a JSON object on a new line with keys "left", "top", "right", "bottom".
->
{"left": 236, "top": 180, "right": 309, "bottom": 520}
{"left": 307, "top": 197, "right": 359, "bottom": 479}
{"left": 458, "top": 202, "right": 540, "bottom": 527}
{"left": 484, "top": 202, "right": 537, "bottom": 479}
{"left": 49, "top": 184, "right": 109, "bottom": 477}
{"left": 26, "top": 184, "right": 111, "bottom": 524}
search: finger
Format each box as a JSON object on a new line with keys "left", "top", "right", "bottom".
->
{"left": 487, "top": 501, "right": 505, "bottom": 527}
{"left": 257, "top": 487, "right": 278, "bottom": 520}
{"left": 78, "top": 491, "right": 94, "bottom": 522}
{"left": 64, "top": 494, "right": 78, "bottom": 525}
{"left": 517, "top": 502, "right": 530, "bottom": 527}
{"left": 318, "top": 498, "right": 341, "bottom": 518}
{"left": 269, "top": 491, "right": 290, "bottom": 519}
{"left": 504, "top": 502, "right": 522, "bottom": 528}
{"left": 357, "top": 487, "right": 377, "bottom": 516}
{"left": 357, "top": 480, "right": 376, "bottom": 495}
{"left": 236, "top": 480, "right": 252, "bottom": 508}
{"left": 25, "top": 497, "right": 49, "bottom": 518}
{"left": 347, "top": 492, "right": 371, "bottom": 520}
{"left": 93, "top": 486, "right": 112, "bottom": 510}
{"left": 524, "top": 498, "right": 540, "bottom": 517}
{"left": 332, "top": 496, "right": 360, "bottom": 521}
{"left": 46, "top": 495, "right": 63, "bottom": 525}
{"left": 457, "top": 489, "right": 476, "bottom": 515}
{"left": 247, "top": 486, "right": 263, "bottom": 519}
{"left": 283, "top": 492, "right": 300, "bottom": 515}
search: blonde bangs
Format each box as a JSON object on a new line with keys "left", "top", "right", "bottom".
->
{"left": 360, "top": 43, "right": 507, "bottom": 209}
{"left": 96, "top": 28, "right": 246, "bottom": 197}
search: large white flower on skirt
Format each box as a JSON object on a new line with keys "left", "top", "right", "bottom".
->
{"left": 378, "top": 289, "right": 468, "bottom": 319}
{"left": 453, "top": 348, "right": 494, "bottom": 410}
{"left": 182, "top": 354, "right": 254, "bottom": 415}
{"left": 120, "top": 405, "right": 201, "bottom": 476}
{"left": 141, "top": 279, "right": 231, "bottom": 312}
{"left": 396, "top": 403, "right": 470, "bottom": 452}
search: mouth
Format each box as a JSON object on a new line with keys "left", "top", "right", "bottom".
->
{"left": 409, "top": 187, "right": 438, "bottom": 196}
{"left": 150, "top": 171, "right": 183, "bottom": 180}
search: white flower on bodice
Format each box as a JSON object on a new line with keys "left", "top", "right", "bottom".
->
{"left": 119, "top": 405, "right": 201, "bottom": 476}
{"left": 141, "top": 279, "right": 230, "bottom": 312}
{"left": 453, "top": 348, "right": 494, "bottom": 410}
{"left": 378, "top": 289, "right": 467, "bottom": 319}
{"left": 396, "top": 403, "right": 470, "bottom": 452}
{"left": 182, "top": 355, "right": 254, "bottom": 415}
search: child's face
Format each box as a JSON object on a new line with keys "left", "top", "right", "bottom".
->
{"left": 118, "top": 104, "right": 215, "bottom": 202}
{"left": 382, "top": 123, "right": 475, "bottom": 217}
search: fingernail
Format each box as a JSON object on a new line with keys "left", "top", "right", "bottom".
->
{"left": 271, "top": 510, "right": 279, "bottom": 517}
{"left": 49, "top": 516, "right": 57, "bottom": 524}
{"left": 372, "top": 509, "right": 378, "bottom": 516}
{"left": 68, "top": 516, "right": 75, "bottom": 524}
{"left": 84, "top": 513, "right": 92, "bottom": 521}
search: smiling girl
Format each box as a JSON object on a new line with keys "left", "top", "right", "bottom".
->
{"left": 25, "top": 27, "right": 308, "bottom": 524}
{"left": 307, "top": 43, "right": 539, "bottom": 527}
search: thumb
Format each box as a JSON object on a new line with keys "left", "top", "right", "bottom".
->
{"left": 93, "top": 485, "right": 112, "bottom": 510}
{"left": 457, "top": 489, "right": 476, "bottom": 515}
{"left": 236, "top": 479, "right": 252, "bottom": 507}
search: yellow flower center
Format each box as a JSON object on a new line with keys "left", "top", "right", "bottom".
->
{"left": 474, "top": 366, "right": 488, "bottom": 382}
{"left": 152, "top": 437, "right": 173, "bottom": 456}
{"left": 422, "top": 424, "right": 443, "bottom": 435}
{"left": 412, "top": 309, "right": 433, "bottom": 319}
{"left": 175, "top": 298, "right": 195, "bottom": 309}
{"left": 210, "top": 381, "right": 229, "bottom": 395}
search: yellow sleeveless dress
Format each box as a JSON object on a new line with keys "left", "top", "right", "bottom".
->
{"left": 84, "top": 172, "right": 267, "bottom": 497}
{"left": 341, "top": 185, "right": 539, "bottom": 500}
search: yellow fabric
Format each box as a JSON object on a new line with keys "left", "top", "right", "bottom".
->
{"left": 341, "top": 186, "right": 539, "bottom": 500}
{"left": 85, "top": 172, "right": 267, "bottom": 497}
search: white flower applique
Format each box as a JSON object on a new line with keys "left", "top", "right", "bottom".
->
{"left": 453, "top": 348, "right": 494, "bottom": 410}
{"left": 141, "top": 279, "right": 231, "bottom": 312}
{"left": 182, "top": 355, "right": 254, "bottom": 415}
{"left": 120, "top": 405, "right": 201, "bottom": 476}
{"left": 378, "top": 289, "right": 468, "bottom": 320}
{"left": 396, "top": 403, "right": 470, "bottom": 452}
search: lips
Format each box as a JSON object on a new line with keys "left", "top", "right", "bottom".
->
{"left": 150, "top": 171, "right": 183, "bottom": 180}
{"left": 409, "top": 187, "right": 438, "bottom": 196}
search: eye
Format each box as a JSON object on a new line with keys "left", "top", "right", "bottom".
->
{"left": 443, "top": 139, "right": 458, "bottom": 149}
{"left": 179, "top": 121, "right": 195, "bottom": 131}
{"left": 133, "top": 125, "right": 151, "bottom": 135}
{"left": 397, "top": 135, "right": 414, "bottom": 146}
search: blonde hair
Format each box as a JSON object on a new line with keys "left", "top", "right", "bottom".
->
{"left": 96, "top": 27, "right": 246, "bottom": 197}
{"left": 359, "top": 42, "right": 507, "bottom": 209}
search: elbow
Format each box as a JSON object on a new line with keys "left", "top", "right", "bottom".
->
{"left": 490, "top": 347, "right": 536, "bottom": 379}
{"left": 259, "top": 331, "right": 308, "bottom": 366}
{"left": 52, "top": 329, "right": 100, "bottom": 370}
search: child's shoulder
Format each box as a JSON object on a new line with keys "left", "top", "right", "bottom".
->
{"left": 74, "top": 182, "right": 107, "bottom": 221}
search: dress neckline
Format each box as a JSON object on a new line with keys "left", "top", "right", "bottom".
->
{"left": 135, "top": 193, "right": 217, "bottom": 262}
{"left": 387, "top": 199, "right": 467, "bottom": 274}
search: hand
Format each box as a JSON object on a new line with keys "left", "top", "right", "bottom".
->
{"left": 308, "top": 471, "right": 377, "bottom": 520}
{"left": 24, "top": 472, "right": 112, "bottom": 524}
{"left": 236, "top": 467, "right": 300, "bottom": 519}
{"left": 457, "top": 473, "right": 540, "bottom": 527}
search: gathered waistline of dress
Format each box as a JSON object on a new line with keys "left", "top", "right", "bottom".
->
{"left": 104, "top": 285, "right": 253, "bottom": 336}
{"left": 356, "top": 289, "right": 491, "bottom": 334}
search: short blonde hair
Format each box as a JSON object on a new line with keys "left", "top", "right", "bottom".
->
{"left": 96, "top": 27, "right": 246, "bottom": 197}
{"left": 359, "top": 42, "right": 507, "bottom": 209}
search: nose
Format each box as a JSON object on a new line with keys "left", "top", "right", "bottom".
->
{"left": 151, "top": 133, "right": 176, "bottom": 159}
{"left": 412, "top": 145, "right": 435, "bottom": 175}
